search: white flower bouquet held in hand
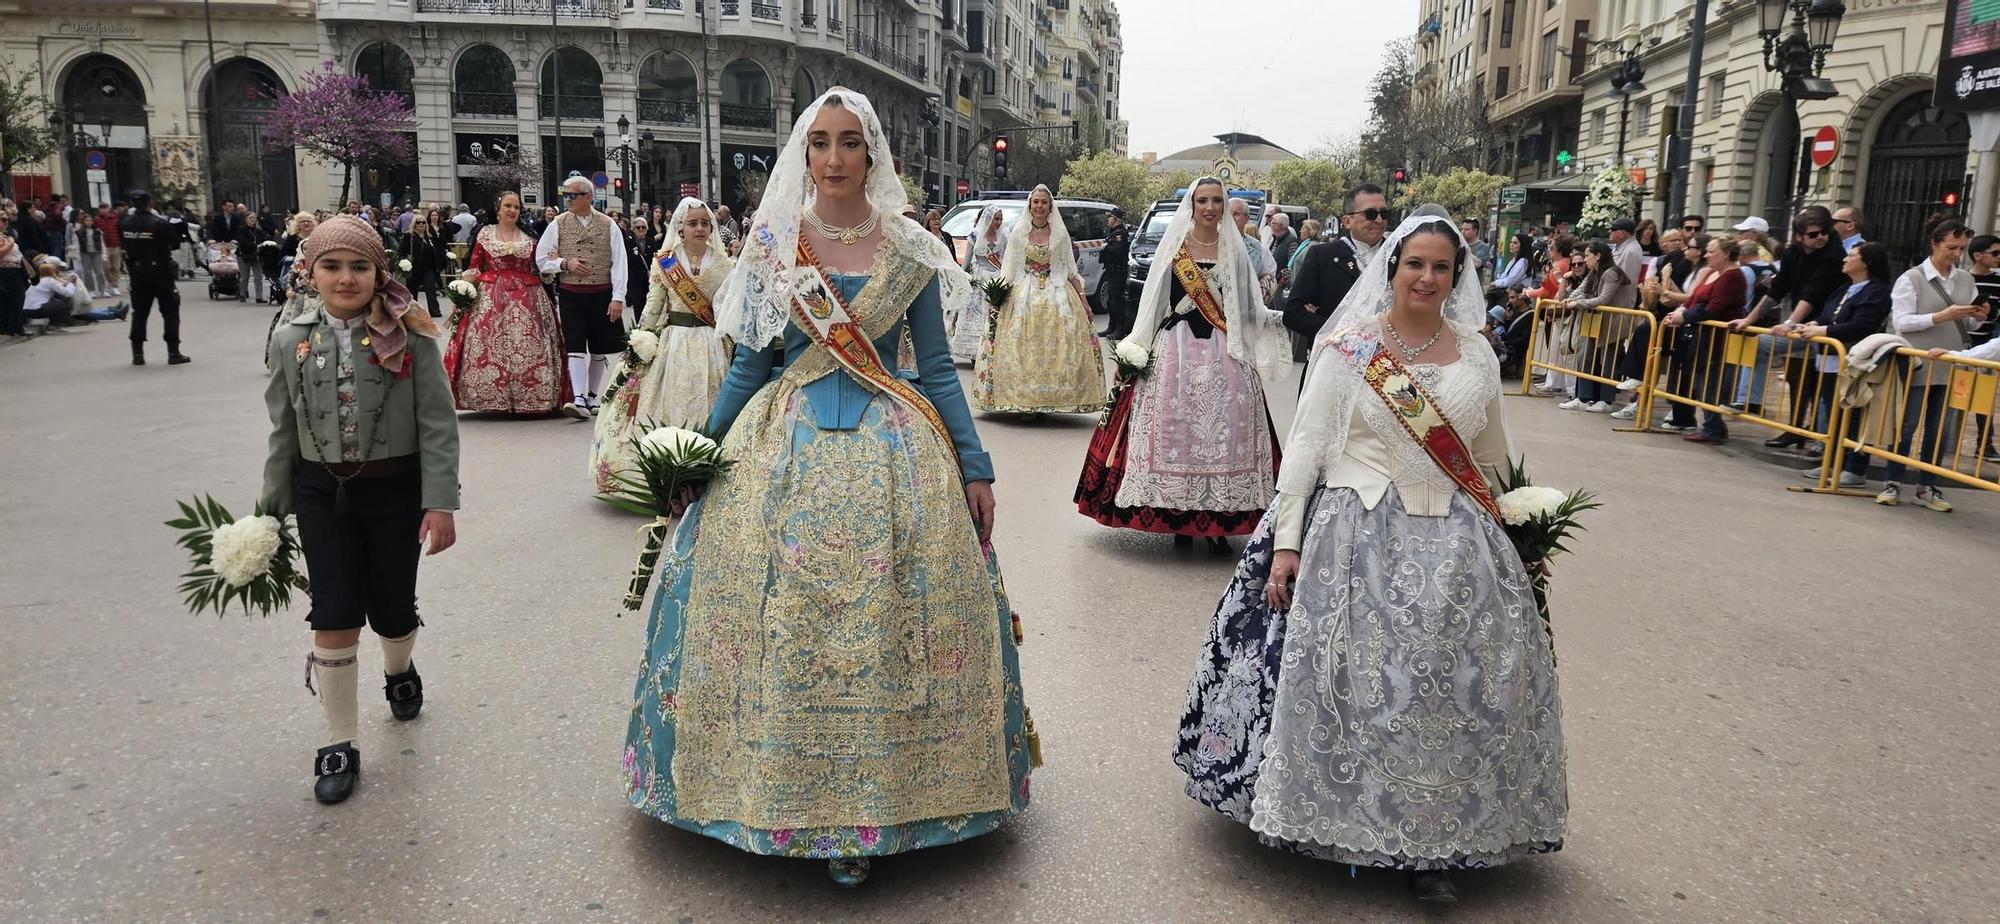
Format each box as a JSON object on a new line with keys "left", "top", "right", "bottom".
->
{"left": 444, "top": 278, "right": 478, "bottom": 310}
{"left": 1493, "top": 458, "right": 1600, "bottom": 661}
{"left": 1112, "top": 339, "right": 1152, "bottom": 379}
{"left": 597, "top": 423, "right": 736, "bottom": 613}
{"left": 398, "top": 258, "right": 414, "bottom": 273}
{"left": 626, "top": 329, "right": 660, "bottom": 363}
{"left": 166, "top": 496, "right": 310, "bottom": 617}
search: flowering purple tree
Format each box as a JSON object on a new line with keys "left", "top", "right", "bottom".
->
{"left": 261, "top": 61, "right": 416, "bottom": 205}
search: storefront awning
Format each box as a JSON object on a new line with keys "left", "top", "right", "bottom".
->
{"left": 1522, "top": 173, "right": 1591, "bottom": 192}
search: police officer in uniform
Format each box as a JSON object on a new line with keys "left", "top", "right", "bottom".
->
{"left": 1099, "top": 206, "right": 1134, "bottom": 340}
{"left": 120, "top": 190, "right": 191, "bottom": 366}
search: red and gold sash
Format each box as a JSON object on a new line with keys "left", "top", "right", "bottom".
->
{"left": 791, "top": 238, "right": 959, "bottom": 464}
{"left": 1361, "top": 341, "right": 1504, "bottom": 523}
{"left": 1170, "top": 246, "right": 1228, "bottom": 332}
{"left": 656, "top": 253, "right": 715, "bottom": 326}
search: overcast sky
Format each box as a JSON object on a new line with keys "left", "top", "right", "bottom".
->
{"left": 1118, "top": 1, "right": 1416, "bottom": 159}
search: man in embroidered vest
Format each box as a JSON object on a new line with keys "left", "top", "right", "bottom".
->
{"left": 536, "top": 175, "right": 630, "bottom": 418}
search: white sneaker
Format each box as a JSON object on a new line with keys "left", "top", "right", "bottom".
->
{"left": 1584, "top": 401, "right": 1613, "bottom": 413}
{"left": 1558, "top": 398, "right": 1585, "bottom": 411}
{"left": 1610, "top": 403, "right": 1638, "bottom": 420}
{"left": 1616, "top": 378, "right": 1644, "bottom": 392}
{"left": 1875, "top": 483, "right": 1901, "bottom": 506}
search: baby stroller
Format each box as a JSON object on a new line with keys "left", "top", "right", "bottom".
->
{"left": 205, "top": 242, "right": 242, "bottom": 300}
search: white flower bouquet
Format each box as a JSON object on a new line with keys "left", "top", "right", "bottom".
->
{"left": 398, "top": 258, "right": 414, "bottom": 273}
{"left": 444, "top": 278, "right": 478, "bottom": 311}
{"left": 259, "top": 240, "right": 280, "bottom": 250}
{"left": 1112, "top": 339, "right": 1152, "bottom": 379}
{"left": 598, "top": 423, "right": 736, "bottom": 613}
{"left": 1494, "top": 458, "right": 1600, "bottom": 661}
{"left": 627, "top": 329, "right": 660, "bottom": 363}
{"left": 166, "top": 495, "right": 309, "bottom": 617}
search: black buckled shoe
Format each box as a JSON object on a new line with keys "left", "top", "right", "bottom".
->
{"left": 1408, "top": 870, "right": 1458, "bottom": 903}
{"left": 313, "top": 743, "right": 360, "bottom": 804}
{"left": 385, "top": 665, "right": 423, "bottom": 721}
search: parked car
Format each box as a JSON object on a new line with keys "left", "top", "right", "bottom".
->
{"left": 1127, "top": 189, "right": 1303, "bottom": 302}
{"left": 940, "top": 193, "right": 1118, "bottom": 312}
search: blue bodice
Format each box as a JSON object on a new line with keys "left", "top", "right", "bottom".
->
{"left": 704, "top": 274, "right": 995, "bottom": 484}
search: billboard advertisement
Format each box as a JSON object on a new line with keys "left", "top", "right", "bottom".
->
{"left": 1941, "top": 0, "right": 2000, "bottom": 109}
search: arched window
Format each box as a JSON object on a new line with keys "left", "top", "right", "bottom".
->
{"left": 453, "top": 44, "right": 516, "bottom": 116}
{"left": 792, "top": 67, "right": 816, "bottom": 121}
{"left": 638, "top": 53, "right": 699, "bottom": 126}
{"left": 720, "top": 59, "right": 772, "bottom": 130}
{"left": 540, "top": 46, "right": 604, "bottom": 120}
{"left": 204, "top": 58, "right": 295, "bottom": 211}
{"left": 60, "top": 54, "right": 149, "bottom": 204}
{"left": 354, "top": 41, "right": 415, "bottom": 107}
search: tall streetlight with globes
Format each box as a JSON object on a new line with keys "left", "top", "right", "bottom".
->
{"left": 1757, "top": 0, "right": 1847, "bottom": 212}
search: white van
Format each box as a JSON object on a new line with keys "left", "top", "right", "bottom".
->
{"left": 940, "top": 194, "right": 1119, "bottom": 312}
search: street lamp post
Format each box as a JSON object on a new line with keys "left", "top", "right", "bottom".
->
{"left": 1757, "top": 0, "right": 1847, "bottom": 213}
{"left": 1605, "top": 43, "right": 1646, "bottom": 170}
{"left": 594, "top": 116, "right": 653, "bottom": 218}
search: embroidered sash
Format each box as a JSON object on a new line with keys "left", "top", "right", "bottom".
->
{"left": 1360, "top": 341, "right": 1505, "bottom": 523}
{"left": 657, "top": 253, "right": 715, "bottom": 326}
{"left": 791, "top": 238, "right": 959, "bottom": 463}
{"left": 1170, "top": 246, "right": 1228, "bottom": 331}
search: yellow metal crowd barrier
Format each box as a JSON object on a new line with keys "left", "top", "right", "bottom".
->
{"left": 1517, "top": 300, "right": 1662, "bottom": 428}
{"left": 1817, "top": 345, "right": 2000, "bottom": 495}
{"left": 1513, "top": 304, "right": 2000, "bottom": 502}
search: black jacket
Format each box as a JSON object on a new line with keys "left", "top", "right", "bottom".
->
{"left": 1762, "top": 240, "right": 1846, "bottom": 321}
{"left": 1100, "top": 223, "right": 1131, "bottom": 276}
{"left": 402, "top": 232, "right": 446, "bottom": 289}
{"left": 1282, "top": 237, "right": 1365, "bottom": 339}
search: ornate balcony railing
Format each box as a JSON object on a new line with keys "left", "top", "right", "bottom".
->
{"left": 638, "top": 98, "right": 700, "bottom": 125}
{"left": 538, "top": 94, "right": 605, "bottom": 119}
{"left": 751, "top": 1, "right": 781, "bottom": 20}
{"left": 720, "top": 0, "right": 739, "bottom": 13}
{"left": 416, "top": 0, "right": 617, "bottom": 18}
{"left": 453, "top": 91, "right": 518, "bottom": 117}
{"left": 848, "top": 27, "right": 927, "bottom": 82}
{"left": 801, "top": 10, "right": 816, "bottom": 26}
{"left": 720, "top": 103, "right": 774, "bottom": 130}
{"left": 646, "top": 0, "right": 682, "bottom": 8}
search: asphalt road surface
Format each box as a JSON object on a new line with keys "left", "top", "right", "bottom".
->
{"left": 4, "top": 292, "right": 1996, "bottom": 923}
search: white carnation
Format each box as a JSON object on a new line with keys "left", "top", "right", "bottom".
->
{"left": 1497, "top": 486, "right": 1568, "bottom": 524}
{"left": 638, "top": 426, "right": 716, "bottom": 461}
{"left": 627, "top": 329, "right": 660, "bottom": 362}
{"left": 1114, "top": 340, "right": 1150, "bottom": 368}
{"left": 210, "top": 515, "right": 282, "bottom": 587}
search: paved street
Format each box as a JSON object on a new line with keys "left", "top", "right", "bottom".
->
{"left": 4, "top": 290, "right": 1999, "bottom": 923}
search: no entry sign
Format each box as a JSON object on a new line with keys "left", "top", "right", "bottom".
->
{"left": 1810, "top": 126, "right": 1840, "bottom": 169}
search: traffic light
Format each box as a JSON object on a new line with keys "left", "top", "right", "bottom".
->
{"left": 612, "top": 177, "right": 625, "bottom": 196}
{"left": 993, "top": 136, "right": 1010, "bottom": 182}
{"left": 1391, "top": 167, "right": 1408, "bottom": 183}
{"left": 1944, "top": 190, "right": 1962, "bottom": 209}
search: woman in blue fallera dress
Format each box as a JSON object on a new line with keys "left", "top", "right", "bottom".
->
{"left": 622, "top": 88, "right": 1035, "bottom": 886}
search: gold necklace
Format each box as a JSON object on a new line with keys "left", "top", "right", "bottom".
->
{"left": 804, "top": 206, "right": 879, "bottom": 246}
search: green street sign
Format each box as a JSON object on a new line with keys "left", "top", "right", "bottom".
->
{"left": 1500, "top": 185, "right": 1528, "bottom": 209}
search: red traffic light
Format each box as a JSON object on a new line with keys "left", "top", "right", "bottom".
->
{"left": 1944, "top": 191, "right": 1961, "bottom": 208}
{"left": 993, "top": 137, "right": 1010, "bottom": 153}
{"left": 612, "top": 177, "right": 625, "bottom": 192}
{"left": 1392, "top": 167, "right": 1408, "bottom": 182}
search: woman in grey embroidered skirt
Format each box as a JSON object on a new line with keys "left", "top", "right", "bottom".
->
{"left": 1173, "top": 210, "right": 1567, "bottom": 903}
